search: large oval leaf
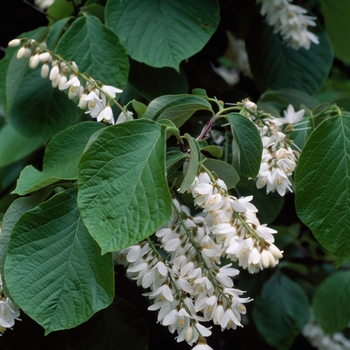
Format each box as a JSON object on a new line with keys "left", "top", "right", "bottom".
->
{"left": 295, "top": 114, "right": 350, "bottom": 260}
{"left": 252, "top": 273, "right": 310, "bottom": 350}
{"left": 105, "top": 0, "right": 220, "bottom": 70}
{"left": 0, "top": 192, "right": 46, "bottom": 296}
{"left": 56, "top": 15, "right": 129, "bottom": 89}
{"left": 77, "top": 119, "right": 172, "bottom": 254}
{"left": 313, "top": 271, "right": 350, "bottom": 334}
{"left": 225, "top": 113, "right": 263, "bottom": 178}
{"left": 320, "top": 0, "right": 350, "bottom": 64}
{"left": 5, "top": 188, "right": 114, "bottom": 334}
{"left": 0, "top": 124, "right": 43, "bottom": 167}
{"left": 6, "top": 56, "right": 81, "bottom": 141}
{"left": 13, "top": 122, "right": 106, "bottom": 196}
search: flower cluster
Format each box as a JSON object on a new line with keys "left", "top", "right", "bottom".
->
{"left": 118, "top": 197, "right": 250, "bottom": 348}
{"left": 303, "top": 314, "right": 350, "bottom": 350}
{"left": 190, "top": 172, "right": 283, "bottom": 273}
{"left": 256, "top": 0, "right": 319, "bottom": 50}
{"left": 118, "top": 173, "right": 282, "bottom": 348}
{"left": 256, "top": 104, "right": 304, "bottom": 196}
{"left": 8, "top": 38, "right": 131, "bottom": 125}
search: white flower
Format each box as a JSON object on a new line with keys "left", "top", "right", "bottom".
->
{"left": 116, "top": 111, "right": 134, "bottom": 124}
{"left": 100, "top": 84, "right": 123, "bottom": 104}
{"left": 220, "top": 308, "right": 242, "bottom": 330}
{"left": 241, "top": 98, "right": 257, "bottom": 111}
{"left": 60, "top": 75, "right": 83, "bottom": 100}
{"left": 0, "top": 297, "right": 21, "bottom": 329}
{"left": 149, "top": 284, "right": 174, "bottom": 302}
{"left": 97, "top": 106, "right": 114, "bottom": 124}
{"left": 271, "top": 104, "right": 305, "bottom": 126}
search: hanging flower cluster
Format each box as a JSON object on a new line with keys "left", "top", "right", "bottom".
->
{"left": 256, "top": 104, "right": 305, "bottom": 196}
{"left": 303, "top": 313, "right": 350, "bottom": 350}
{"left": 8, "top": 38, "right": 132, "bottom": 125}
{"left": 118, "top": 172, "right": 283, "bottom": 349}
{"left": 256, "top": 0, "right": 319, "bottom": 50}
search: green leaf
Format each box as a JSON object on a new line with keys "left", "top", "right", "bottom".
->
{"left": 313, "top": 271, "right": 350, "bottom": 334}
{"left": 158, "top": 98, "right": 212, "bottom": 129}
{"left": 56, "top": 15, "right": 129, "bottom": 89}
{"left": 13, "top": 122, "right": 105, "bottom": 196}
{"left": 203, "top": 158, "right": 239, "bottom": 190}
{"left": 0, "top": 124, "right": 43, "bottom": 167}
{"left": 252, "top": 274, "right": 310, "bottom": 350}
{"left": 320, "top": 0, "right": 350, "bottom": 64}
{"left": 166, "top": 149, "right": 186, "bottom": 170}
{"left": 143, "top": 94, "right": 212, "bottom": 122}
{"left": 79, "top": 4, "right": 106, "bottom": 22}
{"left": 47, "top": 0, "right": 76, "bottom": 23}
{"left": 5, "top": 188, "right": 114, "bottom": 334}
{"left": 78, "top": 119, "right": 172, "bottom": 254}
{"left": 46, "top": 17, "right": 71, "bottom": 50}
{"left": 200, "top": 145, "right": 223, "bottom": 159}
{"left": 225, "top": 113, "right": 263, "bottom": 178}
{"left": 246, "top": 16, "right": 333, "bottom": 95}
{"left": 157, "top": 119, "right": 181, "bottom": 139}
{"left": 178, "top": 134, "right": 200, "bottom": 193}
{"left": 131, "top": 100, "right": 147, "bottom": 118}
{"left": 0, "top": 191, "right": 46, "bottom": 296}
{"left": 6, "top": 58, "right": 81, "bottom": 140}
{"left": 105, "top": 0, "right": 220, "bottom": 70}
{"left": 295, "top": 115, "right": 350, "bottom": 259}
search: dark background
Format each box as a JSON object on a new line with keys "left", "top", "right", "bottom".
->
{"left": 1, "top": 0, "right": 48, "bottom": 60}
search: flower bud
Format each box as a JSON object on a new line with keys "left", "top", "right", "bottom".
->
{"left": 41, "top": 63, "right": 49, "bottom": 78}
{"left": 260, "top": 250, "right": 270, "bottom": 269}
{"left": 8, "top": 39, "right": 22, "bottom": 47}
{"left": 58, "top": 75, "right": 68, "bottom": 90}
{"left": 24, "top": 47, "right": 32, "bottom": 59}
{"left": 49, "top": 65, "right": 60, "bottom": 81}
{"left": 29, "top": 54, "right": 40, "bottom": 69}
{"left": 268, "top": 243, "right": 283, "bottom": 259}
{"left": 38, "top": 52, "right": 52, "bottom": 62}
{"left": 185, "top": 326, "right": 193, "bottom": 343}
{"left": 16, "top": 47, "right": 26, "bottom": 59}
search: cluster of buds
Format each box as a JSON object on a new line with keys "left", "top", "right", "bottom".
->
{"left": 256, "top": 104, "right": 305, "bottom": 196}
{"left": 8, "top": 38, "right": 133, "bottom": 125}
{"left": 256, "top": 0, "right": 319, "bottom": 50}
